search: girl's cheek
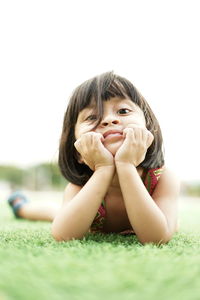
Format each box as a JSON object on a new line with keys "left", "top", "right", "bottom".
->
{"left": 77, "top": 125, "right": 94, "bottom": 138}
{"left": 127, "top": 116, "right": 146, "bottom": 127}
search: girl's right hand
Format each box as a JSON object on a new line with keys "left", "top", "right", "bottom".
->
{"left": 74, "top": 132, "right": 114, "bottom": 171}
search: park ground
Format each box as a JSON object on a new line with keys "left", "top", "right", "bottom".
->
{"left": 0, "top": 191, "right": 200, "bottom": 300}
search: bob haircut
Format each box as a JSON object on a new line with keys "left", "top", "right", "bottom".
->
{"left": 59, "top": 71, "right": 164, "bottom": 186}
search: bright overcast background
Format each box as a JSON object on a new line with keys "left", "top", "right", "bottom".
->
{"left": 0, "top": 0, "right": 200, "bottom": 181}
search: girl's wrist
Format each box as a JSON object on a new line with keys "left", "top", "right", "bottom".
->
{"left": 93, "top": 165, "right": 115, "bottom": 183}
{"left": 115, "top": 160, "right": 137, "bottom": 170}
{"left": 94, "top": 164, "right": 115, "bottom": 175}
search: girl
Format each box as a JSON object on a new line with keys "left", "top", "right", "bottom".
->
{"left": 52, "top": 71, "right": 180, "bottom": 244}
{"left": 8, "top": 72, "right": 179, "bottom": 244}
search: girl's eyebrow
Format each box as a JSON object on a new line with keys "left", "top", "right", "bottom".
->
{"left": 81, "top": 105, "right": 95, "bottom": 114}
{"left": 82, "top": 102, "right": 96, "bottom": 112}
{"left": 116, "top": 99, "right": 136, "bottom": 108}
{"left": 78, "top": 106, "right": 95, "bottom": 120}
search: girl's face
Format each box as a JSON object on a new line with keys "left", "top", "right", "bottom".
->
{"left": 75, "top": 97, "right": 146, "bottom": 156}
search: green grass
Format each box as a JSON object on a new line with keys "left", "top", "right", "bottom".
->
{"left": 1, "top": 196, "right": 200, "bottom": 300}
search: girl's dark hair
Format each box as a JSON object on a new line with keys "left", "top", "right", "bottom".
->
{"left": 59, "top": 71, "right": 164, "bottom": 186}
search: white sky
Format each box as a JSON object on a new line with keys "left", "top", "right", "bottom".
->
{"left": 0, "top": 0, "right": 200, "bottom": 181}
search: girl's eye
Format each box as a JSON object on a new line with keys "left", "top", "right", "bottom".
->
{"left": 85, "top": 115, "right": 97, "bottom": 121}
{"left": 117, "top": 108, "right": 131, "bottom": 115}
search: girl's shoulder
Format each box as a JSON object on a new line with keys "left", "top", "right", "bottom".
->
{"left": 143, "top": 166, "right": 180, "bottom": 195}
{"left": 154, "top": 166, "right": 179, "bottom": 182}
{"left": 158, "top": 167, "right": 180, "bottom": 186}
{"left": 145, "top": 166, "right": 179, "bottom": 182}
{"left": 150, "top": 166, "right": 180, "bottom": 197}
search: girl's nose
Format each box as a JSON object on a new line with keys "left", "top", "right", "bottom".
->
{"left": 101, "top": 115, "right": 120, "bottom": 127}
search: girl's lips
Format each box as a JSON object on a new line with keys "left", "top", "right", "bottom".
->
{"left": 103, "top": 130, "right": 123, "bottom": 139}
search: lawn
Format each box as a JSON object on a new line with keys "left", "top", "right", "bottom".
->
{"left": 1, "top": 192, "right": 200, "bottom": 300}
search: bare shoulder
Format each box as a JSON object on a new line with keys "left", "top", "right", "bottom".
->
{"left": 62, "top": 182, "right": 82, "bottom": 205}
{"left": 153, "top": 166, "right": 180, "bottom": 200}
{"left": 161, "top": 167, "right": 180, "bottom": 183}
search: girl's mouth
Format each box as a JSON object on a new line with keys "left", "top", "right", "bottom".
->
{"left": 103, "top": 130, "right": 123, "bottom": 139}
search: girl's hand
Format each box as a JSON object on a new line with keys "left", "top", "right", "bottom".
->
{"left": 74, "top": 132, "right": 114, "bottom": 171}
{"left": 115, "top": 125, "right": 154, "bottom": 166}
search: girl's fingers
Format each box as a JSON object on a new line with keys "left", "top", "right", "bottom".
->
{"left": 123, "top": 127, "right": 134, "bottom": 138}
{"left": 123, "top": 127, "right": 154, "bottom": 149}
{"left": 74, "top": 131, "right": 114, "bottom": 170}
{"left": 74, "top": 139, "right": 84, "bottom": 163}
{"left": 74, "top": 139, "right": 81, "bottom": 151}
{"left": 134, "top": 127, "right": 143, "bottom": 141}
{"left": 92, "top": 132, "right": 104, "bottom": 145}
{"left": 75, "top": 132, "right": 103, "bottom": 147}
{"left": 74, "top": 132, "right": 105, "bottom": 159}
{"left": 147, "top": 131, "right": 154, "bottom": 147}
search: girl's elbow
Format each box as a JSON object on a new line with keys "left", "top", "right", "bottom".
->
{"left": 51, "top": 228, "right": 64, "bottom": 242}
{"left": 52, "top": 231, "right": 74, "bottom": 242}
{"left": 140, "top": 237, "right": 170, "bottom": 245}
{"left": 51, "top": 219, "right": 72, "bottom": 242}
{"left": 51, "top": 226, "right": 71, "bottom": 242}
{"left": 139, "top": 232, "right": 173, "bottom": 245}
{"left": 51, "top": 226, "right": 83, "bottom": 242}
{"left": 156, "top": 227, "right": 177, "bottom": 245}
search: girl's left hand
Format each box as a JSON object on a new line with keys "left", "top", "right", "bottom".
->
{"left": 115, "top": 125, "right": 154, "bottom": 166}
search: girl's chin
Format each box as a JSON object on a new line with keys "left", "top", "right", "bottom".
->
{"left": 103, "top": 141, "right": 123, "bottom": 156}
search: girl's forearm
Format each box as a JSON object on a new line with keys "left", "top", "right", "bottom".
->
{"left": 116, "top": 162, "right": 170, "bottom": 244}
{"left": 52, "top": 166, "right": 114, "bottom": 241}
